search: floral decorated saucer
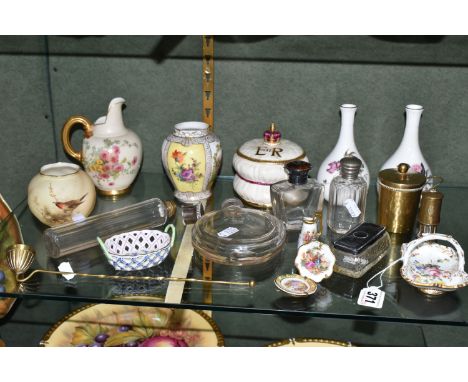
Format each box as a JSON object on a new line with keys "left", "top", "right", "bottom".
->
{"left": 295, "top": 240, "right": 335, "bottom": 283}
{"left": 274, "top": 274, "right": 317, "bottom": 297}
{"left": 400, "top": 233, "right": 468, "bottom": 295}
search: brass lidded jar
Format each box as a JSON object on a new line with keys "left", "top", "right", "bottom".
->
{"left": 377, "top": 163, "right": 426, "bottom": 234}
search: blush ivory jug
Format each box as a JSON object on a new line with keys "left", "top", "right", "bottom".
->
{"left": 61, "top": 97, "right": 143, "bottom": 196}
{"left": 317, "top": 104, "right": 369, "bottom": 201}
{"left": 379, "top": 104, "right": 431, "bottom": 177}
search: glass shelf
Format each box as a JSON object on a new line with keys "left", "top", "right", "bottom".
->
{"left": 2, "top": 172, "right": 468, "bottom": 327}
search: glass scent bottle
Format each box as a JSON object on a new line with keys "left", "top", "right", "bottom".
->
{"left": 270, "top": 161, "right": 324, "bottom": 231}
{"left": 43, "top": 198, "right": 176, "bottom": 258}
{"left": 327, "top": 156, "right": 367, "bottom": 234}
{"left": 297, "top": 215, "right": 321, "bottom": 248}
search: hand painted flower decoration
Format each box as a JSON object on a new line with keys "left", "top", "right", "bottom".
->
{"left": 181, "top": 168, "right": 196, "bottom": 182}
{"left": 100, "top": 151, "right": 110, "bottom": 162}
{"left": 411, "top": 163, "right": 426, "bottom": 175}
{"left": 411, "top": 163, "right": 422, "bottom": 173}
{"left": 172, "top": 149, "right": 185, "bottom": 164}
{"left": 170, "top": 150, "right": 203, "bottom": 184}
{"left": 327, "top": 161, "right": 341, "bottom": 174}
{"left": 84, "top": 139, "right": 140, "bottom": 189}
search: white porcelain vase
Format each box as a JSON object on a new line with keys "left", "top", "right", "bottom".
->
{"left": 379, "top": 104, "right": 431, "bottom": 177}
{"left": 317, "top": 104, "right": 369, "bottom": 201}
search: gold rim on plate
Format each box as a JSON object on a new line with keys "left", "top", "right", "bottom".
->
{"left": 40, "top": 301, "right": 224, "bottom": 347}
{"left": 267, "top": 337, "right": 352, "bottom": 347}
{"left": 274, "top": 274, "right": 317, "bottom": 297}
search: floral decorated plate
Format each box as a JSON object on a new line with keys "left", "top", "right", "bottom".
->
{"left": 400, "top": 233, "right": 468, "bottom": 295}
{"left": 267, "top": 337, "right": 352, "bottom": 347}
{"left": 295, "top": 240, "right": 335, "bottom": 283}
{"left": 40, "top": 303, "right": 224, "bottom": 347}
{"left": 274, "top": 274, "right": 317, "bottom": 297}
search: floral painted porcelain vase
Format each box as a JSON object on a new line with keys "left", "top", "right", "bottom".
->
{"left": 317, "top": 104, "right": 369, "bottom": 202}
{"left": 379, "top": 104, "right": 432, "bottom": 177}
{"left": 162, "top": 121, "right": 222, "bottom": 204}
{"left": 28, "top": 162, "right": 96, "bottom": 227}
{"left": 61, "top": 97, "right": 142, "bottom": 196}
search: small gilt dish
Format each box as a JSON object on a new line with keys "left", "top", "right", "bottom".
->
{"left": 274, "top": 274, "right": 317, "bottom": 297}
{"left": 295, "top": 240, "right": 335, "bottom": 283}
{"left": 400, "top": 233, "right": 468, "bottom": 296}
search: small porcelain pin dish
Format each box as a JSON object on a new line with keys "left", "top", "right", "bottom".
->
{"left": 400, "top": 233, "right": 468, "bottom": 295}
{"left": 98, "top": 225, "right": 175, "bottom": 271}
{"left": 295, "top": 241, "right": 335, "bottom": 283}
{"left": 274, "top": 274, "right": 317, "bottom": 297}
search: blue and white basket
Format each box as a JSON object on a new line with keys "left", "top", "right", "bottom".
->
{"left": 98, "top": 225, "right": 175, "bottom": 271}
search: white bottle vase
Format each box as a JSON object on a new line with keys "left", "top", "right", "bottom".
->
{"left": 379, "top": 104, "right": 431, "bottom": 177}
{"left": 317, "top": 104, "right": 369, "bottom": 202}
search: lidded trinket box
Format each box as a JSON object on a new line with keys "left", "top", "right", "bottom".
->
{"left": 232, "top": 123, "right": 309, "bottom": 208}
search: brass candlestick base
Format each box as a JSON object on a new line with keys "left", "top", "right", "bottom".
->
{"left": 5, "top": 244, "right": 255, "bottom": 288}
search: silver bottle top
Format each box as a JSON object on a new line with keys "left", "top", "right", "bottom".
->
{"left": 340, "top": 155, "right": 362, "bottom": 180}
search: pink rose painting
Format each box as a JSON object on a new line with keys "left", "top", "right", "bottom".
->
{"left": 326, "top": 161, "right": 341, "bottom": 174}
{"left": 86, "top": 141, "right": 139, "bottom": 188}
{"left": 411, "top": 163, "right": 426, "bottom": 175}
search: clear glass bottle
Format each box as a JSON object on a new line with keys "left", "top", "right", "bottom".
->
{"left": 270, "top": 161, "right": 324, "bottom": 230}
{"left": 327, "top": 156, "right": 367, "bottom": 234}
{"left": 43, "top": 198, "right": 176, "bottom": 258}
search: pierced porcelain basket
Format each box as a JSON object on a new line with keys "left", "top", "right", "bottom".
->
{"left": 101, "top": 225, "right": 175, "bottom": 271}
{"left": 400, "top": 233, "right": 468, "bottom": 295}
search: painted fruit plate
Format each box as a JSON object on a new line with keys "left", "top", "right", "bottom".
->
{"left": 267, "top": 338, "right": 352, "bottom": 347}
{"left": 274, "top": 274, "right": 317, "bottom": 297}
{"left": 40, "top": 303, "right": 224, "bottom": 347}
{"left": 0, "top": 193, "right": 23, "bottom": 319}
{"left": 295, "top": 240, "right": 335, "bottom": 283}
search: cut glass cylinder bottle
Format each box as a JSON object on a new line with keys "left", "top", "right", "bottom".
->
{"left": 43, "top": 198, "right": 176, "bottom": 258}
{"left": 327, "top": 156, "right": 367, "bottom": 234}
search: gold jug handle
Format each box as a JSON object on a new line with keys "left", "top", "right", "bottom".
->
{"left": 61, "top": 115, "right": 93, "bottom": 163}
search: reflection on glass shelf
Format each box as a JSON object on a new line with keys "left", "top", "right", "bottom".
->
{"left": 3, "top": 172, "right": 468, "bottom": 327}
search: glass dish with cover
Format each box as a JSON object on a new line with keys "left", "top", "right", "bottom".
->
{"left": 192, "top": 203, "right": 286, "bottom": 280}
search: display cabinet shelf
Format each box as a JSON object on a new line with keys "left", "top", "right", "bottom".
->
{"left": 2, "top": 172, "right": 468, "bottom": 328}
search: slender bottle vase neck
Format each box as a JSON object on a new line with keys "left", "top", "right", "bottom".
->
{"left": 337, "top": 108, "right": 357, "bottom": 145}
{"left": 401, "top": 109, "right": 423, "bottom": 147}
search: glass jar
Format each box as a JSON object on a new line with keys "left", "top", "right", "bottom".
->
{"left": 327, "top": 156, "right": 367, "bottom": 234}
